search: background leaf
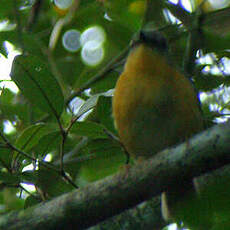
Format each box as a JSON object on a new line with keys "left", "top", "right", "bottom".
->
{"left": 11, "top": 55, "right": 64, "bottom": 118}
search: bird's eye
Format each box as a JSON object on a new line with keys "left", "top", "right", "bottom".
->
{"left": 139, "top": 31, "right": 146, "bottom": 41}
{"left": 139, "top": 30, "right": 168, "bottom": 52}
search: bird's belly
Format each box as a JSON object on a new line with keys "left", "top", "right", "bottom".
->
{"left": 114, "top": 89, "right": 201, "bottom": 158}
{"left": 117, "top": 106, "right": 182, "bottom": 157}
{"left": 113, "top": 69, "right": 203, "bottom": 158}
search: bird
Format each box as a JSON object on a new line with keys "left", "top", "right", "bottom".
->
{"left": 112, "top": 30, "right": 204, "bottom": 222}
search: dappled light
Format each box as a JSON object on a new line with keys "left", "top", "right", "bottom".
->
{"left": 61, "top": 25, "right": 106, "bottom": 65}
{"left": 0, "top": 0, "right": 230, "bottom": 229}
{"left": 81, "top": 40, "right": 104, "bottom": 66}
{"left": 80, "top": 26, "right": 106, "bottom": 66}
{"left": 80, "top": 26, "right": 106, "bottom": 46}
{"left": 54, "top": 0, "right": 73, "bottom": 10}
{"left": 62, "top": 29, "right": 81, "bottom": 52}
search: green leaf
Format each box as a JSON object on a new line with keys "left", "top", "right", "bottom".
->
{"left": 0, "top": 0, "right": 14, "bottom": 19}
{"left": 21, "top": 170, "right": 38, "bottom": 185}
{"left": 0, "top": 88, "right": 32, "bottom": 124}
{"left": 0, "top": 148, "right": 12, "bottom": 168}
{"left": 203, "top": 31, "right": 230, "bottom": 53}
{"left": 3, "top": 188, "right": 24, "bottom": 211}
{"left": 37, "top": 168, "right": 73, "bottom": 197}
{"left": 70, "top": 121, "right": 107, "bottom": 139}
{"left": 34, "top": 131, "right": 62, "bottom": 158}
{"left": 91, "top": 71, "right": 118, "bottom": 94}
{"left": 194, "top": 72, "right": 223, "bottom": 92}
{"left": 0, "top": 172, "right": 20, "bottom": 185}
{"left": 11, "top": 55, "right": 64, "bottom": 118}
{"left": 15, "top": 123, "right": 58, "bottom": 153}
{"left": 0, "top": 31, "right": 45, "bottom": 58}
{"left": 24, "top": 195, "right": 42, "bottom": 209}
{"left": 95, "top": 96, "right": 116, "bottom": 133}
{"left": 75, "top": 94, "right": 99, "bottom": 117}
{"left": 77, "top": 139, "right": 125, "bottom": 183}
{"left": 68, "top": 3, "right": 133, "bottom": 89}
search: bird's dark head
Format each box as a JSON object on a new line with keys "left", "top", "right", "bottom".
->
{"left": 131, "top": 30, "right": 168, "bottom": 53}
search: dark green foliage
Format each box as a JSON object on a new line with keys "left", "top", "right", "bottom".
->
{"left": 0, "top": 1, "right": 230, "bottom": 229}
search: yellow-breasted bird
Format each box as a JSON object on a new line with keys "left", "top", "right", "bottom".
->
{"left": 112, "top": 30, "right": 204, "bottom": 222}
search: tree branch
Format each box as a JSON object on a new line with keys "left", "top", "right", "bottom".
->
{"left": 1, "top": 121, "right": 230, "bottom": 230}
{"left": 89, "top": 196, "right": 166, "bottom": 230}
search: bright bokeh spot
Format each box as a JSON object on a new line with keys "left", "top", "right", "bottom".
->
{"left": 165, "top": 0, "right": 192, "bottom": 22}
{"left": 0, "top": 20, "right": 16, "bottom": 32}
{"left": 44, "top": 153, "right": 53, "bottom": 162}
{"left": 168, "top": 0, "right": 178, "bottom": 4}
{"left": 80, "top": 26, "right": 106, "bottom": 66}
{"left": 168, "top": 223, "right": 177, "bottom": 230}
{"left": 181, "top": 0, "right": 192, "bottom": 12}
{"left": 54, "top": 0, "right": 73, "bottom": 10}
{"left": 62, "top": 29, "right": 81, "bottom": 52}
{"left": 163, "top": 9, "right": 180, "bottom": 24}
{"left": 21, "top": 164, "right": 36, "bottom": 193}
{"left": 3, "top": 120, "right": 16, "bottom": 134}
{"left": 166, "top": 223, "right": 189, "bottom": 230}
{"left": 81, "top": 40, "right": 104, "bottom": 66}
{"left": 0, "top": 41, "right": 19, "bottom": 93}
{"left": 198, "top": 52, "right": 230, "bottom": 123}
{"left": 200, "top": 86, "right": 230, "bottom": 123}
{"left": 20, "top": 153, "right": 53, "bottom": 193}
{"left": 168, "top": 0, "right": 192, "bottom": 12}
{"left": 80, "top": 26, "right": 106, "bottom": 46}
{"left": 20, "top": 182, "right": 36, "bottom": 193}
{"left": 207, "top": 0, "right": 229, "bottom": 9}
{"left": 69, "top": 97, "right": 85, "bottom": 115}
{"left": 104, "top": 13, "right": 112, "bottom": 21}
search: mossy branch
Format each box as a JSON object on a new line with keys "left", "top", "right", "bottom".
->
{"left": 1, "top": 121, "right": 230, "bottom": 230}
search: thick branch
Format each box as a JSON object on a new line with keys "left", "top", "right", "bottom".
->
{"left": 89, "top": 196, "right": 166, "bottom": 230}
{"left": 1, "top": 121, "right": 230, "bottom": 230}
{"left": 93, "top": 163, "right": 230, "bottom": 230}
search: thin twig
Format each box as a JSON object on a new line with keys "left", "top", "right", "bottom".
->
{"left": 58, "top": 117, "right": 79, "bottom": 188}
{"left": 18, "top": 184, "right": 37, "bottom": 198}
{"left": 13, "top": 0, "right": 25, "bottom": 52}
{"left": 0, "top": 131, "right": 58, "bottom": 172}
{"left": 183, "top": 13, "right": 203, "bottom": 79}
{"left": 66, "top": 113, "right": 86, "bottom": 134}
{"left": 103, "top": 128, "right": 130, "bottom": 164}
{"left": 46, "top": 50, "right": 70, "bottom": 95}
{"left": 59, "top": 131, "right": 67, "bottom": 173}
{"left": 0, "top": 130, "right": 79, "bottom": 188}
{"left": 49, "top": 0, "right": 80, "bottom": 51}
{"left": 58, "top": 125, "right": 78, "bottom": 188}
{"left": 26, "top": 0, "right": 43, "bottom": 31}
{"left": 15, "top": 60, "right": 66, "bottom": 140}
{"left": 61, "top": 170, "right": 78, "bottom": 189}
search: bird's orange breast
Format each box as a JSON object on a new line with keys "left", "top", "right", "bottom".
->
{"left": 112, "top": 44, "right": 204, "bottom": 158}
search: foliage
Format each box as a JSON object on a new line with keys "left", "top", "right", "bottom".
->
{"left": 0, "top": 0, "right": 230, "bottom": 229}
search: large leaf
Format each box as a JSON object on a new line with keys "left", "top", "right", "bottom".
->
{"left": 34, "top": 131, "right": 62, "bottom": 158}
{"left": 0, "top": 0, "right": 14, "bottom": 19}
{"left": 2, "top": 188, "right": 24, "bottom": 211}
{"left": 0, "top": 148, "right": 13, "bottom": 169}
{"left": 37, "top": 168, "right": 73, "bottom": 197}
{"left": 70, "top": 121, "right": 107, "bottom": 139}
{"left": 24, "top": 195, "right": 42, "bottom": 209}
{"left": 77, "top": 139, "right": 126, "bottom": 183}
{"left": 75, "top": 94, "right": 99, "bottom": 117}
{"left": 0, "top": 172, "right": 20, "bottom": 185}
{"left": 11, "top": 55, "right": 64, "bottom": 119}
{"left": 15, "top": 123, "right": 58, "bottom": 153}
{"left": 94, "top": 96, "right": 116, "bottom": 133}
